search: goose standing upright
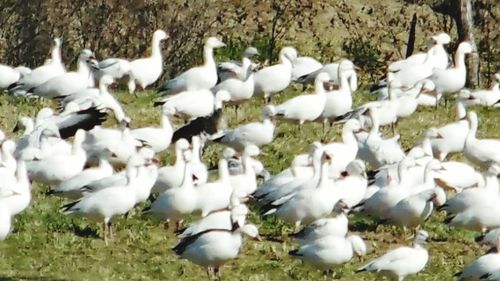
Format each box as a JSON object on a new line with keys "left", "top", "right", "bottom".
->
{"left": 151, "top": 139, "right": 191, "bottom": 194}
{"left": 430, "top": 41, "right": 473, "bottom": 105}
{"left": 157, "top": 37, "right": 225, "bottom": 95}
{"left": 464, "top": 111, "right": 500, "bottom": 169}
{"left": 357, "top": 230, "right": 429, "bottom": 281}
{"left": 8, "top": 38, "right": 65, "bottom": 94}
{"left": 253, "top": 47, "right": 296, "bottom": 103}
{"left": 130, "top": 106, "right": 174, "bottom": 153}
{"left": 127, "top": 30, "right": 169, "bottom": 94}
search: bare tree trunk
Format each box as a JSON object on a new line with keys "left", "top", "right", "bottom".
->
{"left": 456, "top": 0, "right": 480, "bottom": 87}
{"left": 405, "top": 13, "right": 417, "bottom": 58}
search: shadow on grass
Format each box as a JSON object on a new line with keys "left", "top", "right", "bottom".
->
{"left": 72, "top": 225, "right": 100, "bottom": 239}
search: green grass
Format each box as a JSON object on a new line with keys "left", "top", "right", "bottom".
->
{"left": 0, "top": 85, "right": 499, "bottom": 281}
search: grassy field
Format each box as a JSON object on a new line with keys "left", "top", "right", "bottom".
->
{"left": 0, "top": 85, "right": 499, "bottom": 281}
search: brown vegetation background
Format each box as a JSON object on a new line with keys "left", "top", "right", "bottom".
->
{"left": 0, "top": 0, "right": 498, "bottom": 86}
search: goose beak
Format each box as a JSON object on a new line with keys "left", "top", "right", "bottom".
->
{"left": 255, "top": 234, "right": 263, "bottom": 242}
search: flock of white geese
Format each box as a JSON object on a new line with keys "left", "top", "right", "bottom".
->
{"left": 0, "top": 29, "right": 499, "bottom": 280}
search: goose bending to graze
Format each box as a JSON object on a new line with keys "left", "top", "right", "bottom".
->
{"left": 290, "top": 52, "right": 322, "bottom": 81}
{"left": 253, "top": 47, "right": 297, "bottom": 102}
{"left": 151, "top": 139, "right": 191, "bottom": 194}
{"left": 28, "top": 49, "right": 97, "bottom": 99}
{"left": 217, "top": 46, "right": 259, "bottom": 81}
{"left": 48, "top": 152, "right": 113, "bottom": 199}
{"left": 2, "top": 155, "right": 31, "bottom": 216}
{"left": 458, "top": 74, "right": 500, "bottom": 107}
{"left": 60, "top": 75, "right": 130, "bottom": 125}
{"left": 94, "top": 58, "right": 131, "bottom": 81}
{"left": 457, "top": 238, "right": 500, "bottom": 281}
{"left": 173, "top": 223, "right": 260, "bottom": 279}
{"left": 433, "top": 160, "right": 482, "bottom": 193}
{"left": 157, "top": 37, "right": 225, "bottom": 95}
{"left": 211, "top": 105, "right": 274, "bottom": 152}
{"left": 357, "top": 230, "right": 429, "bottom": 281}
{"left": 464, "top": 111, "right": 500, "bottom": 168}
{"left": 130, "top": 107, "right": 174, "bottom": 153}
{"left": 289, "top": 233, "right": 366, "bottom": 273}
{"left": 430, "top": 41, "right": 473, "bottom": 104}
{"left": 27, "top": 129, "right": 87, "bottom": 185}
{"left": 127, "top": 30, "right": 169, "bottom": 94}
{"left": 291, "top": 200, "right": 350, "bottom": 245}
{"left": 61, "top": 153, "right": 146, "bottom": 244}
{"left": 427, "top": 100, "right": 468, "bottom": 161}
{"left": 8, "top": 38, "right": 65, "bottom": 94}
{"left": 155, "top": 90, "right": 230, "bottom": 122}
{"left": 269, "top": 72, "right": 330, "bottom": 128}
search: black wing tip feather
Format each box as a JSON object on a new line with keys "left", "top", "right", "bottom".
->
{"left": 288, "top": 249, "right": 302, "bottom": 257}
{"left": 443, "top": 215, "right": 454, "bottom": 224}
{"left": 153, "top": 101, "right": 165, "bottom": 107}
{"left": 60, "top": 200, "right": 80, "bottom": 213}
{"left": 474, "top": 234, "right": 485, "bottom": 243}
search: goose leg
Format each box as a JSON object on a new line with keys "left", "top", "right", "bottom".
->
{"left": 175, "top": 220, "right": 183, "bottom": 233}
{"left": 164, "top": 220, "right": 170, "bottom": 230}
{"left": 103, "top": 220, "right": 109, "bottom": 245}
{"left": 108, "top": 221, "right": 114, "bottom": 239}
{"left": 206, "top": 266, "right": 213, "bottom": 280}
{"left": 234, "top": 105, "right": 239, "bottom": 120}
{"left": 214, "top": 266, "right": 221, "bottom": 279}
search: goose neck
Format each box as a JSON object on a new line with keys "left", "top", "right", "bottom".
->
{"left": 77, "top": 59, "right": 91, "bottom": 78}
{"left": 23, "top": 120, "right": 34, "bottom": 136}
{"left": 181, "top": 162, "right": 193, "bottom": 188}
{"left": 314, "top": 80, "right": 326, "bottom": 95}
{"left": 203, "top": 45, "right": 216, "bottom": 68}
{"left": 454, "top": 50, "right": 466, "bottom": 70}
{"left": 51, "top": 43, "right": 62, "bottom": 64}
{"left": 151, "top": 36, "right": 163, "bottom": 59}
{"left": 342, "top": 125, "right": 357, "bottom": 145}
{"left": 218, "top": 161, "right": 230, "bottom": 181}
{"left": 466, "top": 115, "right": 478, "bottom": 141}
{"left": 317, "top": 160, "right": 330, "bottom": 188}
{"left": 15, "top": 160, "right": 28, "bottom": 185}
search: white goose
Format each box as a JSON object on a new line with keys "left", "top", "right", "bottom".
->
{"left": 27, "top": 129, "right": 86, "bottom": 185}
{"left": 229, "top": 145, "right": 260, "bottom": 199}
{"left": 458, "top": 238, "right": 500, "bottom": 281}
{"left": 464, "top": 111, "right": 500, "bottom": 168}
{"left": 151, "top": 139, "right": 191, "bottom": 194}
{"left": 195, "top": 159, "right": 233, "bottom": 217}
{"left": 322, "top": 119, "right": 363, "bottom": 179}
{"left": 173, "top": 223, "right": 260, "bottom": 278}
{"left": 357, "top": 230, "right": 429, "bottom": 281}
{"left": 427, "top": 100, "right": 468, "bottom": 160}
{"left": 430, "top": 41, "right": 473, "bottom": 104}
{"left": 146, "top": 151, "right": 197, "bottom": 230}
{"left": 291, "top": 200, "right": 350, "bottom": 245}
{"left": 84, "top": 126, "right": 141, "bottom": 166}
{"left": 333, "top": 160, "right": 368, "bottom": 207}
{"left": 212, "top": 105, "right": 275, "bottom": 152}
{"left": 458, "top": 74, "right": 500, "bottom": 107}
{"left": 156, "top": 89, "right": 230, "bottom": 122}
{"left": 262, "top": 151, "right": 337, "bottom": 230}
{"left": 217, "top": 46, "right": 259, "bottom": 81}
{"left": 1, "top": 156, "right": 31, "bottom": 216}
{"left": 127, "top": 30, "right": 169, "bottom": 94}
{"left": 298, "top": 61, "right": 358, "bottom": 92}
{"left": 212, "top": 57, "right": 255, "bottom": 108}
{"left": 61, "top": 152, "right": 147, "bottom": 244}
{"left": 178, "top": 200, "right": 249, "bottom": 239}
{"left": 157, "top": 37, "right": 225, "bottom": 95}
{"left": 0, "top": 64, "right": 24, "bottom": 89}
{"left": 434, "top": 160, "right": 482, "bottom": 193}
{"left": 95, "top": 58, "right": 131, "bottom": 81}
{"left": 253, "top": 47, "right": 296, "bottom": 102}
{"left": 320, "top": 60, "right": 358, "bottom": 129}
{"left": 29, "top": 49, "right": 96, "bottom": 99}
{"left": 189, "top": 136, "right": 208, "bottom": 185}
{"left": 289, "top": 233, "right": 366, "bottom": 272}
{"left": 269, "top": 72, "right": 330, "bottom": 128}
{"left": 49, "top": 152, "right": 114, "bottom": 199}
{"left": 130, "top": 107, "right": 174, "bottom": 153}
{"left": 8, "top": 38, "right": 65, "bottom": 94}
{"left": 60, "top": 75, "right": 130, "bottom": 125}
{"left": 290, "top": 53, "right": 323, "bottom": 81}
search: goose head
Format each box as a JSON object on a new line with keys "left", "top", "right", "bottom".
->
{"left": 13, "top": 116, "right": 33, "bottom": 134}
{"left": 431, "top": 187, "right": 447, "bottom": 207}
{"left": 413, "top": 229, "right": 429, "bottom": 245}
{"left": 344, "top": 160, "right": 367, "bottom": 178}
{"left": 243, "top": 47, "right": 259, "bottom": 58}
{"left": 457, "top": 42, "right": 473, "bottom": 55}
{"left": 222, "top": 147, "right": 238, "bottom": 160}
{"left": 344, "top": 119, "right": 363, "bottom": 133}
{"left": 419, "top": 79, "right": 435, "bottom": 94}
{"left": 175, "top": 138, "right": 191, "bottom": 152}
{"left": 432, "top": 33, "right": 451, "bottom": 45}
{"left": 237, "top": 224, "right": 261, "bottom": 240}
{"left": 230, "top": 203, "right": 249, "bottom": 227}
{"left": 80, "top": 49, "right": 96, "bottom": 61}
{"left": 53, "top": 37, "right": 62, "bottom": 48}
{"left": 280, "top": 47, "right": 298, "bottom": 62}
{"left": 262, "top": 105, "right": 277, "bottom": 119}
{"left": 332, "top": 199, "right": 350, "bottom": 215}
{"left": 314, "top": 72, "right": 331, "bottom": 91}
{"left": 36, "top": 108, "right": 55, "bottom": 124}
{"left": 153, "top": 29, "right": 169, "bottom": 41}
{"left": 243, "top": 144, "right": 260, "bottom": 158}
{"left": 205, "top": 37, "right": 226, "bottom": 49}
